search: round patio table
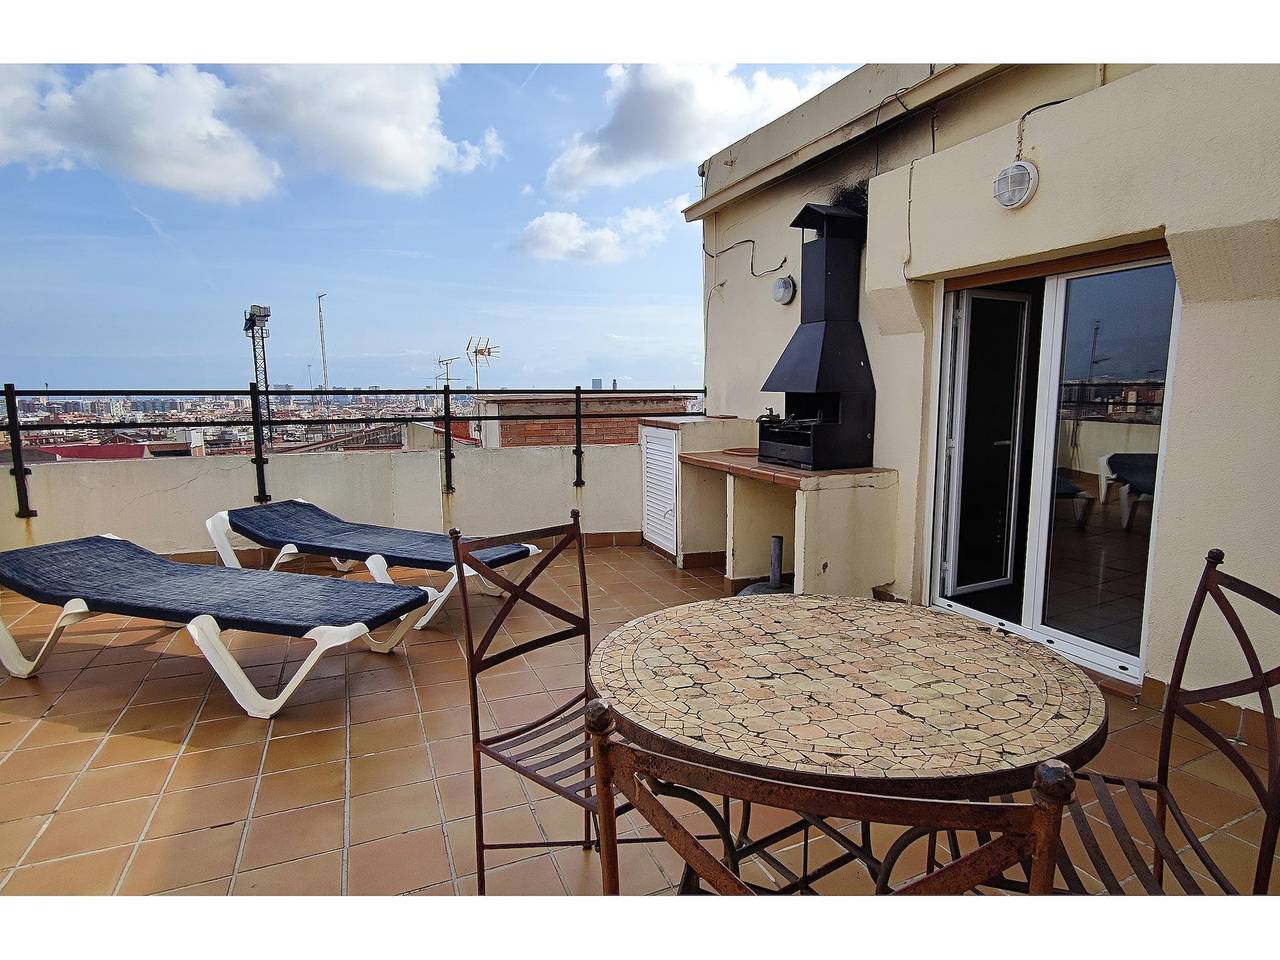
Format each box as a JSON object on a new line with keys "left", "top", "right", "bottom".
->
{"left": 589, "top": 595, "right": 1108, "bottom": 801}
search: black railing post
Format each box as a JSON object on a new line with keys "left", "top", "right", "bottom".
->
{"left": 4, "top": 383, "right": 36, "bottom": 518}
{"left": 573, "top": 385, "right": 585, "bottom": 487}
{"left": 442, "top": 384, "right": 454, "bottom": 493}
{"left": 248, "top": 382, "right": 271, "bottom": 503}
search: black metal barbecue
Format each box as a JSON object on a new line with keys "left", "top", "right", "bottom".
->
{"left": 758, "top": 202, "right": 875, "bottom": 470}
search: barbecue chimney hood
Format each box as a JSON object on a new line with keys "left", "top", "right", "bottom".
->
{"left": 758, "top": 202, "right": 876, "bottom": 470}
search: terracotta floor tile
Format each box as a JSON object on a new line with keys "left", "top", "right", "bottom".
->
{"left": 350, "top": 714, "right": 422, "bottom": 756}
{"left": 185, "top": 715, "right": 270, "bottom": 751}
{"left": 156, "top": 877, "right": 233, "bottom": 895}
{"left": 119, "top": 821, "right": 243, "bottom": 895}
{"left": 0, "top": 739, "right": 100, "bottom": 784}
{"left": 348, "top": 825, "right": 451, "bottom": 895}
{"left": 428, "top": 736, "right": 489, "bottom": 778}
{"left": 167, "top": 741, "right": 265, "bottom": 791}
{"left": 20, "top": 708, "right": 121, "bottom": 749}
{"left": 438, "top": 765, "right": 527, "bottom": 822}
{"left": 350, "top": 744, "right": 432, "bottom": 795}
{"left": 1108, "top": 722, "right": 1214, "bottom": 767}
{"left": 445, "top": 805, "right": 546, "bottom": 876}
{"left": 0, "top": 816, "right": 47, "bottom": 870}
{"left": 268, "top": 698, "right": 345, "bottom": 738}
{"left": 488, "top": 692, "right": 557, "bottom": 729}
{"left": 1165, "top": 770, "right": 1259, "bottom": 827}
{"left": 416, "top": 680, "right": 470, "bottom": 712}
{"left": 349, "top": 687, "right": 419, "bottom": 724}
{"left": 263, "top": 728, "right": 345, "bottom": 773}
{"left": 254, "top": 761, "right": 345, "bottom": 816}
{"left": 422, "top": 706, "right": 475, "bottom": 742}
{"left": 148, "top": 778, "right": 255, "bottom": 838}
{"left": 1, "top": 845, "right": 133, "bottom": 896}
{"left": 26, "top": 796, "right": 156, "bottom": 863}
{"left": 240, "top": 800, "right": 344, "bottom": 871}
{"left": 1180, "top": 751, "right": 1266, "bottom": 800}
{"left": 234, "top": 850, "right": 343, "bottom": 895}
{"left": 113, "top": 697, "right": 203, "bottom": 735}
{"left": 459, "top": 853, "right": 565, "bottom": 895}
{"left": 409, "top": 657, "right": 467, "bottom": 684}
{"left": 350, "top": 781, "right": 441, "bottom": 844}
{"left": 61, "top": 757, "right": 174, "bottom": 811}
{"left": 90, "top": 725, "right": 187, "bottom": 768}
{"left": 555, "top": 842, "right": 669, "bottom": 896}
{"left": 0, "top": 694, "right": 59, "bottom": 722}
{"left": 0, "top": 775, "right": 75, "bottom": 822}
{"left": 349, "top": 666, "right": 413, "bottom": 698}
{"left": 1199, "top": 832, "right": 1279, "bottom": 894}
{"left": 479, "top": 671, "right": 545, "bottom": 701}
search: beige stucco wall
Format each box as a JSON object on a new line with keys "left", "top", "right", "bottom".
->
{"left": 698, "top": 63, "right": 1280, "bottom": 692}
{"left": 441, "top": 444, "right": 641, "bottom": 536}
{"left": 794, "top": 476, "right": 898, "bottom": 596}
{"left": 0, "top": 444, "right": 642, "bottom": 555}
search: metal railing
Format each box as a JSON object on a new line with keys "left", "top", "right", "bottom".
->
{"left": 2, "top": 383, "right": 705, "bottom": 518}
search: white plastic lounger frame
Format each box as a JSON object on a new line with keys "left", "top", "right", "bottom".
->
{"left": 0, "top": 534, "right": 424, "bottom": 718}
{"left": 1097, "top": 454, "right": 1153, "bottom": 531}
{"left": 205, "top": 506, "right": 541, "bottom": 629}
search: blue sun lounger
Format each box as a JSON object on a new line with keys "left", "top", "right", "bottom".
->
{"left": 0, "top": 535, "right": 431, "bottom": 718}
{"left": 206, "top": 499, "right": 540, "bottom": 628}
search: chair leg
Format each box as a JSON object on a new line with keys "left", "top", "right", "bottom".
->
{"left": 0, "top": 599, "right": 96, "bottom": 678}
{"left": 187, "top": 615, "right": 363, "bottom": 718}
{"left": 473, "top": 744, "right": 487, "bottom": 895}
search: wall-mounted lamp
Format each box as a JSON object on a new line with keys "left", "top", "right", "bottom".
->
{"left": 772, "top": 274, "right": 797, "bottom": 305}
{"left": 993, "top": 159, "right": 1039, "bottom": 209}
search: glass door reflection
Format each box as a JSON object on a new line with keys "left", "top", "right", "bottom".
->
{"left": 1039, "top": 262, "right": 1176, "bottom": 656}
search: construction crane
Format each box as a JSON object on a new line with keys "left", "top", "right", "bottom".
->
{"left": 316, "top": 294, "right": 331, "bottom": 394}
{"left": 465, "top": 337, "right": 500, "bottom": 391}
{"left": 243, "top": 304, "right": 273, "bottom": 440}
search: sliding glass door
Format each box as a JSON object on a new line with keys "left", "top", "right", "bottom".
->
{"left": 1026, "top": 260, "right": 1177, "bottom": 673}
{"left": 934, "top": 258, "right": 1178, "bottom": 680}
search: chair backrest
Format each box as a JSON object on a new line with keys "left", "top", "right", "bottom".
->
{"left": 1159, "top": 548, "right": 1280, "bottom": 893}
{"left": 450, "top": 509, "right": 591, "bottom": 690}
{"left": 585, "top": 699, "right": 1074, "bottom": 896}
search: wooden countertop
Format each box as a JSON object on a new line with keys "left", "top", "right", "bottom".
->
{"left": 678, "top": 448, "right": 896, "bottom": 491}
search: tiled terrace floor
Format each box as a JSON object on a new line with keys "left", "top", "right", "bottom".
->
{"left": 0, "top": 546, "right": 1274, "bottom": 895}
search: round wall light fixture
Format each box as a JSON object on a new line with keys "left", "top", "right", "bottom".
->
{"left": 772, "top": 274, "right": 797, "bottom": 305}
{"left": 993, "top": 159, "right": 1039, "bottom": 209}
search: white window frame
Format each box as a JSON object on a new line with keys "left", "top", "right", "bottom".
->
{"left": 926, "top": 257, "right": 1181, "bottom": 683}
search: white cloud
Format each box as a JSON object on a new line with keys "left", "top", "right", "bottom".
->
{"left": 0, "top": 64, "right": 499, "bottom": 202}
{"left": 546, "top": 64, "right": 851, "bottom": 196}
{"left": 521, "top": 195, "right": 688, "bottom": 264}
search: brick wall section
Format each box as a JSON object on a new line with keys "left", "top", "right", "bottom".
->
{"left": 501, "top": 412, "right": 684, "bottom": 446}
{"left": 496, "top": 400, "right": 691, "bottom": 447}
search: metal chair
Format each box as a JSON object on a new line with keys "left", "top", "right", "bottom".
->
{"left": 453, "top": 510, "right": 665, "bottom": 893}
{"left": 1051, "top": 548, "right": 1279, "bottom": 894}
{"left": 586, "top": 698, "right": 1076, "bottom": 895}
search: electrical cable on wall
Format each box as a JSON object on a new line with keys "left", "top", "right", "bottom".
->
{"left": 1016, "top": 98, "right": 1070, "bottom": 160}
{"left": 702, "top": 238, "right": 787, "bottom": 277}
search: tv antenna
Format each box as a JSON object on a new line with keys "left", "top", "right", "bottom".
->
{"left": 465, "top": 337, "right": 500, "bottom": 390}
{"left": 435, "top": 355, "right": 462, "bottom": 389}
{"left": 243, "top": 304, "right": 273, "bottom": 440}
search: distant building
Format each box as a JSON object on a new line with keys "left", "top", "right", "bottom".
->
{"left": 477, "top": 393, "right": 698, "bottom": 448}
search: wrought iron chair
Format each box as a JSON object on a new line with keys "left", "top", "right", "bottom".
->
{"left": 1049, "top": 548, "right": 1280, "bottom": 894}
{"left": 586, "top": 698, "right": 1076, "bottom": 895}
{"left": 453, "top": 510, "right": 667, "bottom": 893}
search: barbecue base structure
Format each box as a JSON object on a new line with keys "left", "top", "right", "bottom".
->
{"left": 677, "top": 449, "right": 898, "bottom": 596}
{"left": 589, "top": 594, "right": 1108, "bottom": 894}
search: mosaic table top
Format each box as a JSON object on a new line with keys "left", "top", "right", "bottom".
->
{"left": 590, "top": 595, "right": 1108, "bottom": 797}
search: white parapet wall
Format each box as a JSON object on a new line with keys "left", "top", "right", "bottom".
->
{"left": 0, "top": 444, "right": 642, "bottom": 554}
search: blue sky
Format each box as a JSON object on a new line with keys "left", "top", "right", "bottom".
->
{"left": 0, "top": 64, "right": 849, "bottom": 391}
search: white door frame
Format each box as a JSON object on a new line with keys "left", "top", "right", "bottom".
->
{"left": 941, "top": 289, "right": 1032, "bottom": 597}
{"left": 926, "top": 257, "right": 1180, "bottom": 683}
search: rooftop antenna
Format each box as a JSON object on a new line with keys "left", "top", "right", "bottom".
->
{"left": 435, "top": 355, "right": 462, "bottom": 389}
{"left": 243, "top": 304, "right": 273, "bottom": 440}
{"left": 316, "top": 294, "right": 331, "bottom": 394}
{"left": 465, "top": 336, "right": 500, "bottom": 391}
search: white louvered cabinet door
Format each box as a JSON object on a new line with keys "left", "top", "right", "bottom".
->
{"left": 640, "top": 426, "right": 677, "bottom": 556}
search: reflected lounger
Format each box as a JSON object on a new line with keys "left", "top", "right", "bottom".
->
{"left": 0, "top": 535, "right": 431, "bottom": 718}
{"left": 207, "top": 499, "right": 540, "bottom": 627}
